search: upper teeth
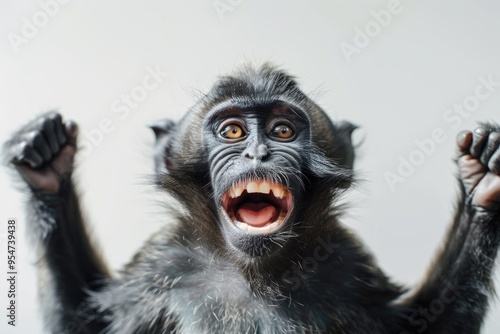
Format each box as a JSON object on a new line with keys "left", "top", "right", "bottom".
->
{"left": 229, "top": 180, "right": 287, "bottom": 199}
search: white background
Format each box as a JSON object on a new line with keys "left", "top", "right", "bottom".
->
{"left": 1, "top": 0, "right": 500, "bottom": 332}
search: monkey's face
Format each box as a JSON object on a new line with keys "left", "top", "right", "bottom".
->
{"left": 203, "top": 102, "right": 310, "bottom": 257}
{"left": 154, "top": 66, "right": 354, "bottom": 259}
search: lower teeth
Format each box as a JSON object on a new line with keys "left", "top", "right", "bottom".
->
{"left": 235, "top": 221, "right": 280, "bottom": 233}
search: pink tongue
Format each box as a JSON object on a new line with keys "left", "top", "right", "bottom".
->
{"left": 236, "top": 203, "right": 276, "bottom": 227}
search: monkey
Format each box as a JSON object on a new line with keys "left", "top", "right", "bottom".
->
{"left": 3, "top": 64, "right": 500, "bottom": 334}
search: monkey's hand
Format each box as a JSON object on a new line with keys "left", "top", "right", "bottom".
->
{"left": 457, "top": 123, "right": 500, "bottom": 211}
{"left": 6, "top": 112, "right": 78, "bottom": 194}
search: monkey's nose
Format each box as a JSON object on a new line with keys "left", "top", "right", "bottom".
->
{"left": 243, "top": 143, "right": 270, "bottom": 161}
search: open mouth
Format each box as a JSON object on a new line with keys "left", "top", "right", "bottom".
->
{"left": 222, "top": 179, "right": 293, "bottom": 234}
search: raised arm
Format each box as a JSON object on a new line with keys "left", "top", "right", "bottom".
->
{"left": 4, "top": 112, "right": 110, "bottom": 333}
{"left": 398, "top": 123, "right": 500, "bottom": 333}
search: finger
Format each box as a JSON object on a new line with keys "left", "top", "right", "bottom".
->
{"left": 489, "top": 147, "right": 500, "bottom": 175}
{"left": 49, "top": 113, "right": 67, "bottom": 145}
{"left": 13, "top": 142, "right": 43, "bottom": 168}
{"left": 456, "top": 130, "right": 472, "bottom": 155}
{"left": 480, "top": 132, "right": 500, "bottom": 167}
{"left": 64, "top": 120, "right": 78, "bottom": 146}
{"left": 41, "top": 117, "right": 59, "bottom": 155}
{"left": 470, "top": 127, "right": 489, "bottom": 158}
{"left": 29, "top": 131, "right": 52, "bottom": 161}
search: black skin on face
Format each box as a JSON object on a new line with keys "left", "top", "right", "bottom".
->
{"left": 3, "top": 64, "right": 500, "bottom": 333}
{"left": 202, "top": 103, "right": 315, "bottom": 257}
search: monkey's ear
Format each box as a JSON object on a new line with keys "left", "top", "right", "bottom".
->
{"left": 333, "top": 120, "right": 359, "bottom": 169}
{"left": 149, "top": 119, "right": 176, "bottom": 140}
{"left": 336, "top": 121, "right": 358, "bottom": 137}
{"left": 148, "top": 119, "right": 177, "bottom": 174}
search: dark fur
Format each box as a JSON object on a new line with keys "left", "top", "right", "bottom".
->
{"left": 4, "top": 64, "right": 500, "bottom": 333}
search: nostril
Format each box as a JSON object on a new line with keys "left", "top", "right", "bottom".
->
{"left": 257, "top": 144, "right": 270, "bottom": 161}
{"left": 243, "top": 144, "right": 270, "bottom": 161}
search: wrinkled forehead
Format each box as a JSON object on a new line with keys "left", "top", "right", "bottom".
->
{"left": 203, "top": 99, "right": 311, "bottom": 126}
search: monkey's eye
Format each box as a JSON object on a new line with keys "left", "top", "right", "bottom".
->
{"left": 219, "top": 124, "right": 246, "bottom": 140}
{"left": 271, "top": 124, "right": 295, "bottom": 141}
